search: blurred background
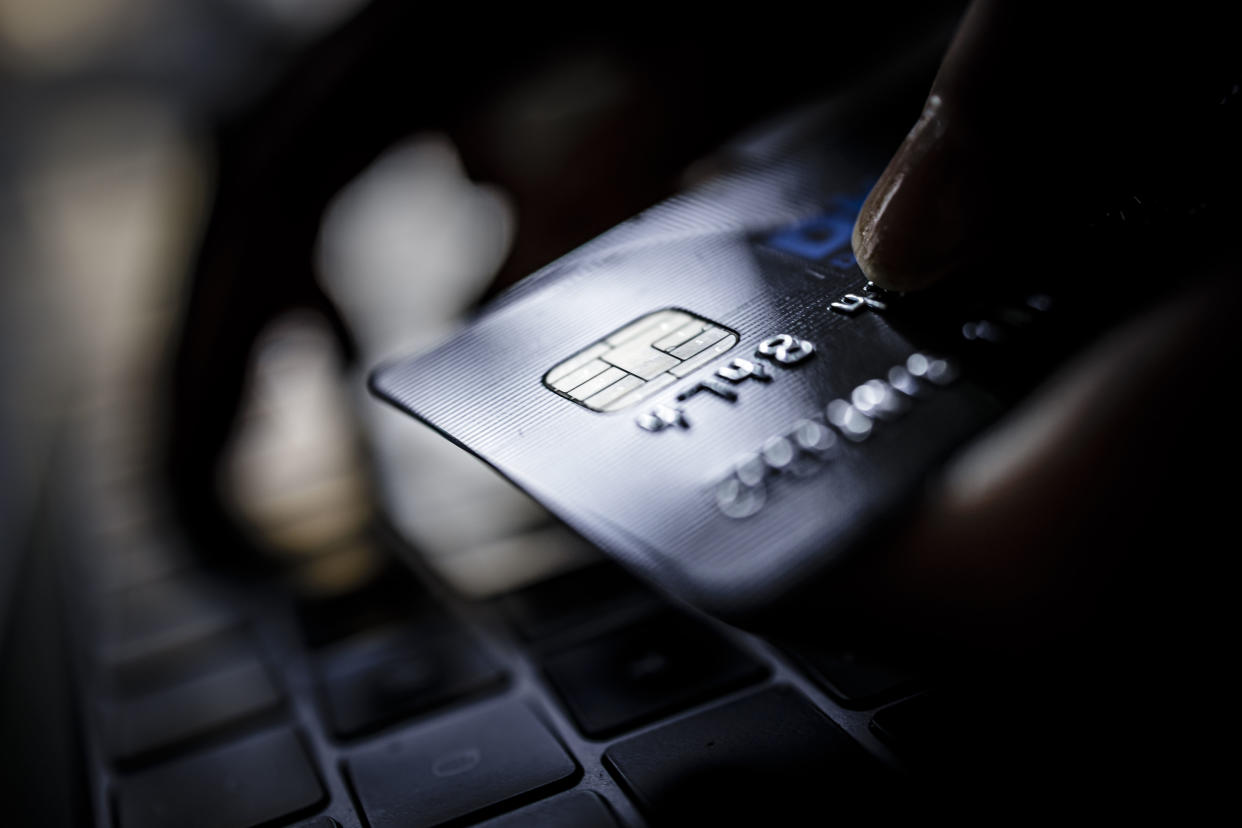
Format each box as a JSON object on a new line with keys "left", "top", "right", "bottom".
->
{"left": 0, "top": 0, "right": 957, "bottom": 597}
{"left": 8, "top": 3, "right": 1242, "bottom": 824}
{"left": 0, "top": 3, "right": 963, "bottom": 824}
{"left": 0, "top": 0, "right": 597, "bottom": 613}
{"left": 0, "top": 0, "right": 965, "bottom": 622}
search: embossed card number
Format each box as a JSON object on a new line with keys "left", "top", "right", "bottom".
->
{"left": 637, "top": 334, "right": 816, "bottom": 432}
{"left": 714, "top": 352, "right": 959, "bottom": 519}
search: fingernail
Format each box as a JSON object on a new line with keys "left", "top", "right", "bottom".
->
{"left": 852, "top": 94, "right": 984, "bottom": 292}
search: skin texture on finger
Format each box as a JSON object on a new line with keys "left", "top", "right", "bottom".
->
{"left": 852, "top": 1, "right": 1240, "bottom": 292}
{"left": 851, "top": 0, "right": 1013, "bottom": 291}
{"left": 828, "top": 272, "right": 1241, "bottom": 652}
{"left": 839, "top": 0, "right": 1242, "bottom": 649}
{"left": 848, "top": 90, "right": 973, "bottom": 292}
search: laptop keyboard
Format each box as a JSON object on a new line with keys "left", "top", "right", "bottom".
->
{"left": 57, "top": 489, "right": 934, "bottom": 828}
{"left": 539, "top": 610, "right": 768, "bottom": 740}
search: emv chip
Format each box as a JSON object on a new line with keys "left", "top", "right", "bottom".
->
{"left": 543, "top": 309, "right": 738, "bottom": 412}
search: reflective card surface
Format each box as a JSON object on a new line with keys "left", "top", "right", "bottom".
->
{"left": 370, "top": 82, "right": 1085, "bottom": 622}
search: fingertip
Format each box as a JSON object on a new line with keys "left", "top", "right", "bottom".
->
{"left": 851, "top": 208, "right": 936, "bottom": 293}
{"left": 850, "top": 171, "right": 960, "bottom": 294}
{"left": 849, "top": 93, "right": 976, "bottom": 293}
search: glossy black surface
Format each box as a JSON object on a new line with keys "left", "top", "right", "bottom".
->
{"left": 346, "top": 700, "right": 578, "bottom": 828}
{"left": 101, "top": 658, "right": 281, "bottom": 765}
{"left": 115, "top": 727, "right": 323, "bottom": 828}
{"left": 475, "top": 791, "right": 619, "bottom": 828}
{"left": 314, "top": 620, "right": 504, "bottom": 738}
{"left": 368, "top": 69, "right": 1048, "bottom": 621}
{"left": 541, "top": 611, "right": 767, "bottom": 738}
{"left": 604, "top": 686, "right": 885, "bottom": 822}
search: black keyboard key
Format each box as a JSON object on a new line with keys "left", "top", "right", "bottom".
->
{"left": 296, "top": 559, "right": 430, "bottom": 649}
{"left": 102, "top": 659, "right": 281, "bottom": 765}
{"left": 99, "top": 577, "right": 234, "bottom": 663}
{"left": 107, "top": 625, "right": 258, "bottom": 698}
{"left": 869, "top": 692, "right": 941, "bottom": 753}
{"left": 870, "top": 690, "right": 996, "bottom": 773}
{"left": 476, "top": 791, "right": 618, "bottom": 827}
{"left": 116, "top": 727, "right": 323, "bottom": 828}
{"left": 784, "top": 640, "right": 916, "bottom": 707}
{"left": 604, "top": 687, "right": 888, "bottom": 823}
{"left": 541, "top": 611, "right": 766, "bottom": 738}
{"left": 315, "top": 622, "right": 504, "bottom": 738}
{"left": 869, "top": 687, "right": 1088, "bottom": 813}
{"left": 499, "top": 563, "right": 661, "bottom": 644}
{"left": 871, "top": 686, "right": 1034, "bottom": 765}
{"left": 347, "top": 700, "right": 577, "bottom": 828}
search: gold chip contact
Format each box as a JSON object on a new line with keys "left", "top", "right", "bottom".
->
{"left": 543, "top": 309, "right": 738, "bottom": 412}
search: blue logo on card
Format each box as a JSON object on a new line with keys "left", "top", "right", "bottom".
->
{"left": 764, "top": 188, "right": 872, "bottom": 267}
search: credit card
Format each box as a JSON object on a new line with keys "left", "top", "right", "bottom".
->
{"left": 368, "top": 74, "right": 1201, "bottom": 624}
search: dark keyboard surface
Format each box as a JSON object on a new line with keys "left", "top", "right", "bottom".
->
{"left": 61, "top": 506, "right": 922, "bottom": 828}
{"left": 347, "top": 700, "right": 578, "bottom": 827}
{"left": 540, "top": 611, "right": 768, "bottom": 738}
{"left": 102, "top": 657, "right": 282, "bottom": 765}
{"left": 115, "top": 727, "right": 324, "bottom": 828}
{"left": 604, "top": 686, "right": 883, "bottom": 822}
{"left": 314, "top": 621, "right": 504, "bottom": 739}
{"left": 476, "top": 792, "right": 619, "bottom": 828}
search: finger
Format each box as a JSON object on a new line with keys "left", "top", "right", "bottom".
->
{"left": 852, "top": 2, "right": 1236, "bottom": 292}
{"left": 851, "top": 0, "right": 1015, "bottom": 292}
{"left": 827, "top": 272, "right": 1242, "bottom": 652}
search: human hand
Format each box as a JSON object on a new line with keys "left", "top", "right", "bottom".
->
{"left": 835, "top": 1, "right": 1241, "bottom": 651}
{"left": 853, "top": 1, "right": 1237, "bottom": 293}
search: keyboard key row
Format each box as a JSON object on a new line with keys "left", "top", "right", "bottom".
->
{"left": 102, "top": 560, "right": 901, "bottom": 828}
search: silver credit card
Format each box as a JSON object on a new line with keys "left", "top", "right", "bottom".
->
{"left": 370, "top": 95, "right": 1077, "bottom": 623}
